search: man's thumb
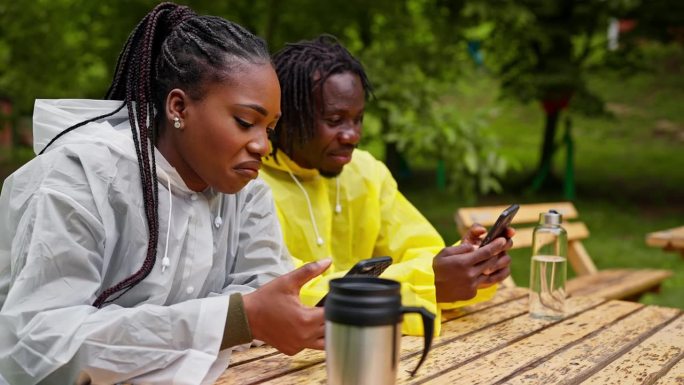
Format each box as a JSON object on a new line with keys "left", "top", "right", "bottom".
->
{"left": 288, "top": 258, "right": 332, "bottom": 289}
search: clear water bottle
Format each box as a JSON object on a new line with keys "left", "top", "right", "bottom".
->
{"left": 529, "top": 209, "right": 567, "bottom": 319}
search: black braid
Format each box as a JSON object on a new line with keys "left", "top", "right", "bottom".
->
{"left": 271, "top": 35, "right": 372, "bottom": 157}
{"left": 36, "top": 2, "right": 271, "bottom": 308}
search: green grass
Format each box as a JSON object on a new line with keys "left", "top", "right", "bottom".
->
{"left": 400, "top": 42, "right": 684, "bottom": 309}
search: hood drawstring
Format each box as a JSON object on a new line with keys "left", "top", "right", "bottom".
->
{"left": 286, "top": 169, "right": 324, "bottom": 246}
{"left": 214, "top": 194, "right": 223, "bottom": 228}
{"left": 160, "top": 169, "right": 173, "bottom": 273}
{"left": 282, "top": 159, "right": 342, "bottom": 247}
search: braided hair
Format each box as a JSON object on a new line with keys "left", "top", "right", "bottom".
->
{"left": 271, "top": 35, "right": 372, "bottom": 157}
{"left": 41, "top": 2, "right": 270, "bottom": 308}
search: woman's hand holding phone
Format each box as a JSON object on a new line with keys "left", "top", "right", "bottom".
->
{"left": 315, "top": 256, "right": 393, "bottom": 306}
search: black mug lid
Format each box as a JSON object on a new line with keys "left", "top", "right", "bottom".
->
{"left": 325, "top": 277, "right": 403, "bottom": 326}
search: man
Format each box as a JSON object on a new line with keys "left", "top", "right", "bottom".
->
{"left": 261, "top": 35, "right": 513, "bottom": 335}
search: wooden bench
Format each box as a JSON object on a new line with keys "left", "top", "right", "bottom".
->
{"left": 455, "top": 202, "right": 673, "bottom": 301}
{"left": 646, "top": 225, "right": 684, "bottom": 259}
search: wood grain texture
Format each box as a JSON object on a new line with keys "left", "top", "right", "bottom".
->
{"left": 419, "top": 300, "right": 639, "bottom": 385}
{"left": 214, "top": 349, "right": 325, "bottom": 385}
{"left": 567, "top": 269, "right": 674, "bottom": 300}
{"left": 441, "top": 286, "right": 528, "bottom": 322}
{"left": 397, "top": 296, "right": 604, "bottom": 384}
{"left": 257, "top": 290, "right": 538, "bottom": 385}
{"left": 210, "top": 291, "right": 683, "bottom": 385}
{"left": 501, "top": 305, "right": 681, "bottom": 384}
{"left": 582, "top": 313, "right": 684, "bottom": 385}
{"left": 228, "top": 345, "right": 278, "bottom": 366}
{"left": 652, "top": 353, "right": 684, "bottom": 385}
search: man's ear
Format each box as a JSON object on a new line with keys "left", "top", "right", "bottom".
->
{"left": 165, "top": 88, "right": 188, "bottom": 122}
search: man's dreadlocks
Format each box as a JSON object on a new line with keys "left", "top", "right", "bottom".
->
{"left": 271, "top": 35, "right": 372, "bottom": 157}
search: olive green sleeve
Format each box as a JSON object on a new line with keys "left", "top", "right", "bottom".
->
{"left": 220, "top": 293, "right": 253, "bottom": 350}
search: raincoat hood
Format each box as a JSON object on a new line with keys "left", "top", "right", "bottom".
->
{"left": 263, "top": 149, "right": 320, "bottom": 180}
{"left": 33, "top": 99, "right": 188, "bottom": 193}
{"left": 34, "top": 99, "right": 133, "bottom": 157}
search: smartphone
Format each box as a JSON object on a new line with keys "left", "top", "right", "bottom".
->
{"left": 480, "top": 204, "right": 519, "bottom": 247}
{"left": 315, "top": 256, "right": 393, "bottom": 307}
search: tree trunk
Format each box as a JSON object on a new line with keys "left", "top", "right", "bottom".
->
{"left": 530, "top": 109, "right": 560, "bottom": 191}
{"left": 539, "top": 109, "right": 559, "bottom": 173}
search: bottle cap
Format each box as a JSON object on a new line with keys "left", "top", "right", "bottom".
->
{"left": 540, "top": 209, "right": 562, "bottom": 225}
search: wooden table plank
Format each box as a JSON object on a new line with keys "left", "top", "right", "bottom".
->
{"left": 646, "top": 226, "right": 684, "bottom": 249}
{"left": 567, "top": 269, "right": 673, "bottom": 300}
{"left": 215, "top": 349, "right": 325, "bottom": 385}
{"left": 653, "top": 353, "right": 684, "bottom": 385}
{"left": 582, "top": 313, "right": 684, "bottom": 384}
{"left": 396, "top": 296, "right": 605, "bottom": 384}
{"left": 253, "top": 290, "right": 540, "bottom": 385}
{"left": 419, "top": 300, "right": 641, "bottom": 385}
{"left": 212, "top": 290, "right": 683, "bottom": 385}
{"left": 501, "top": 305, "right": 681, "bottom": 384}
{"left": 229, "top": 345, "right": 279, "bottom": 366}
{"left": 441, "top": 286, "right": 528, "bottom": 322}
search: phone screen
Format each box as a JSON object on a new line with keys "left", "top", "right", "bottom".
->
{"left": 480, "top": 204, "right": 519, "bottom": 247}
{"left": 315, "top": 256, "right": 393, "bottom": 307}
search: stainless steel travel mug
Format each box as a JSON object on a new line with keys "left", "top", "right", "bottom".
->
{"left": 325, "top": 277, "right": 434, "bottom": 385}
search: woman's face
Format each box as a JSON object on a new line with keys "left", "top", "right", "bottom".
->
{"left": 161, "top": 63, "right": 281, "bottom": 193}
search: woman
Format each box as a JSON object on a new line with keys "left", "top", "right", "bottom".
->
{"left": 0, "top": 3, "right": 327, "bottom": 384}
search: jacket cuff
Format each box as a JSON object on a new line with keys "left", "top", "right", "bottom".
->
{"left": 221, "top": 293, "right": 253, "bottom": 349}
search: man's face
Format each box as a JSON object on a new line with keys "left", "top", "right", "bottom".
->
{"left": 291, "top": 71, "right": 365, "bottom": 177}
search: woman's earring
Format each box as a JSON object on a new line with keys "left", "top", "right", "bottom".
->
{"left": 173, "top": 116, "right": 182, "bottom": 130}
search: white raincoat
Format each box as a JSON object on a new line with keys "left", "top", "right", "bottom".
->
{"left": 0, "top": 99, "right": 292, "bottom": 384}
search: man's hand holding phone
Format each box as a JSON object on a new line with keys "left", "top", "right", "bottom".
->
{"left": 479, "top": 204, "right": 519, "bottom": 248}
{"left": 432, "top": 205, "right": 517, "bottom": 302}
{"left": 461, "top": 223, "right": 515, "bottom": 275}
{"left": 471, "top": 204, "right": 518, "bottom": 276}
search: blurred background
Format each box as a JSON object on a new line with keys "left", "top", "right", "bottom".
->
{"left": 1, "top": 0, "right": 682, "bottom": 307}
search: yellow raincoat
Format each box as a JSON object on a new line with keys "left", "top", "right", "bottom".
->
{"left": 261, "top": 149, "right": 497, "bottom": 335}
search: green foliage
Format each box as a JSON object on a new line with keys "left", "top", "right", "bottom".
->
{"left": 344, "top": 1, "right": 510, "bottom": 200}
{"left": 470, "top": 0, "right": 642, "bottom": 116}
{"left": 1, "top": 0, "right": 511, "bottom": 201}
{"left": 0, "top": 0, "right": 155, "bottom": 115}
{"left": 383, "top": 89, "right": 508, "bottom": 204}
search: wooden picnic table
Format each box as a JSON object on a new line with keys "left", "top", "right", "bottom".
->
{"left": 647, "top": 225, "right": 684, "bottom": 258}
{"left": 214, "top": 287, "right": 683, "bottom": 384}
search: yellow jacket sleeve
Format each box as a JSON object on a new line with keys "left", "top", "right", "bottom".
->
{"left": 358, "top": 159, "right": 497, "bottom": 336}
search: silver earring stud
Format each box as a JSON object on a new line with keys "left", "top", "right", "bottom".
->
{"left": 173, "top": 116, "right": 182, "bottom": 129}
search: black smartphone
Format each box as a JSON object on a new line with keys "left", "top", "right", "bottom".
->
{"left": 480, "top": 204, "right": 519, "bottom": 247}
{"left": 315, "top": 256, "right": 393, "bottom": 307}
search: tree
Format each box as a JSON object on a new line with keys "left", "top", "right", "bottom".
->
{"left": 470, "top": 0, "right": 640, "bottom": 199}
